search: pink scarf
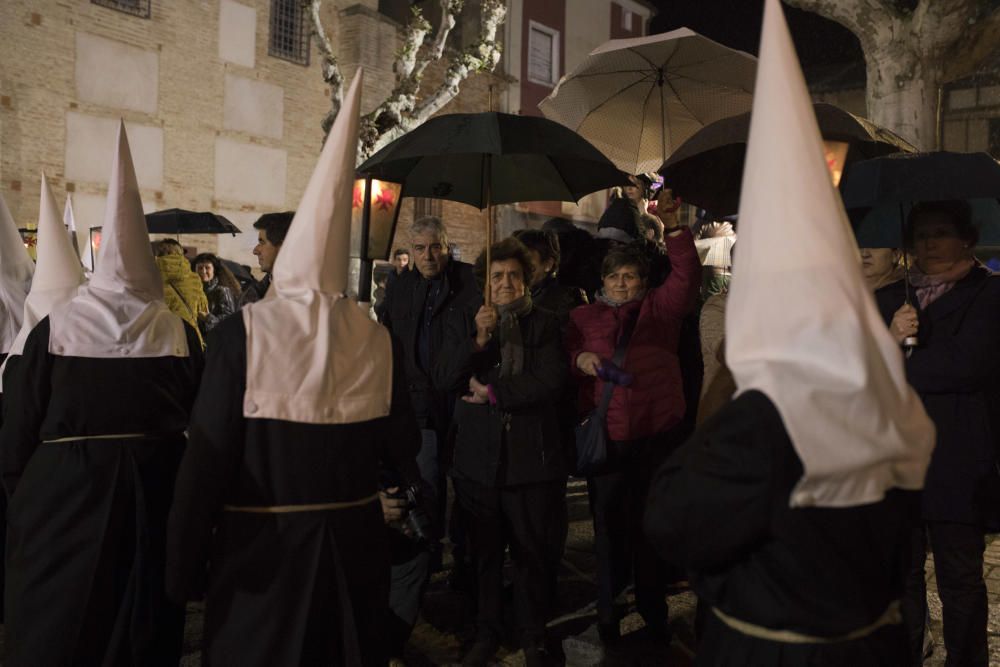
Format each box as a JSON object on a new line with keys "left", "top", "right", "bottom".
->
{"left": 909, "top": 258, "right": 975, "bottom": 309}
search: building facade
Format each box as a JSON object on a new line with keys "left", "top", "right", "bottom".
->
{"left": 0, "top": 0, "right": 654, "bottom": 276}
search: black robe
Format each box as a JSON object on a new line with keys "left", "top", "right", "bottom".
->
{"left": 0, "top": 317, "right": 203, "bottom": 667}
{"left": 166, "top": 314, "right": 422, "bottom": 667}
{"left": 644, "top": 390, "right": 917, "bottom": 666}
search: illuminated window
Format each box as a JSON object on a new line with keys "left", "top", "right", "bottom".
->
{"left": 91, "top": 0, "right": 150, "bottom": 19}
{"left": 269, "top": 0, "right": 311, "bottom": 66}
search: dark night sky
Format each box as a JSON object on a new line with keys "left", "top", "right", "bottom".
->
{"left": 648, "top": 0, "right": 864, "bottom": 69}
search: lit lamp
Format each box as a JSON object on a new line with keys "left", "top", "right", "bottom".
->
{"left": 823, "top": 140, "right": 849, "bottom": 187}
{"left": 351, "top": 175, "right": 403, "bottom": 303}
{"left": 89, "top": 226, "right": 103, "bottom": 269}
{"left": 18, "top": 227, "right": 37, "bottom": 261}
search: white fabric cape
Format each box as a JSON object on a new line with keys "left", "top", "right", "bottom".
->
{"left": 724, "top": 0, "right": 934, "bottom": 508}
{"left": 243, "top": 70, "right": 392, "bottom": 425}
{"left": 49, "top": 121, "right": 188, "bottom": 359}
{"left": 0, "top": 191, "right": 34, "bottom": 355}
{"left": 0, "top": 174, "right": 87, "bottom": 389}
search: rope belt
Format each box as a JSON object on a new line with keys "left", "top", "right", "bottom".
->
{"left": 223, "top": 492, "right": 380, "bottom": 514}
{"left": 712, "top": 600, "right": 901, "bottom": 645}
{"left": 42, "top": 433, "right": 150, "bottom": 444}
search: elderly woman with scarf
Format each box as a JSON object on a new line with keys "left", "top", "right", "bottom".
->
{"left": 876, "top": 200, "right": 1000, "bottom": 667}
{"left": 434, "top": 237, "right": 567, "bottom": 667}
{"left": 565, "top": 196, "right": 700, "bottom": 645}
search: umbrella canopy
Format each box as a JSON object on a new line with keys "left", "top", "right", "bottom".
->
{"left": 356, "top": 112, "right": 630, "bottom": 209}
{"left": 840, "top": 151, "right": 1000, "bottom": 247}
{"left": 539, "top": 28, "right": 756, "bottom": 175}
{"left": 145, "top": 208, "right": 241, "bottom": 235}
{"left": 660, "top": 103, "right": 917, "bottom": 216}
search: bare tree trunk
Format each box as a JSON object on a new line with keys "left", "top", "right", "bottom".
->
{"left": 864, "top": 46, "right": 940, "bottom": 149}
{"left": 783, "top": 0, "right": 1000, "bottom": 151}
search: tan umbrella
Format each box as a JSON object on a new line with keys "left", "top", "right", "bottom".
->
{"left": 539, "top": 28, "right": 756, "bottom": 175}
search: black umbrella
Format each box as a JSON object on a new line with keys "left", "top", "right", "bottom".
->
{"left": 145, "top": 208, "right": 241, "bottom": 235}
{"left": 356, "top": 112, "right": 630, "bottom": 209}
{"left": 659, "top": 103, "right": 916, "bottom": 216}
{"left": 840, "top": 151, "right": 1000, "bottom": 347}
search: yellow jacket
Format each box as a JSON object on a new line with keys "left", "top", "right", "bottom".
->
{"left": 155, "top": 254, "right": 208, "bottom": 347}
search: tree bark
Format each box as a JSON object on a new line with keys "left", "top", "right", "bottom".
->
{"left": 783, "top": 0, "right": 997, "bottom": 150}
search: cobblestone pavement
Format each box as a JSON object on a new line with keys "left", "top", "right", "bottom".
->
{"left": 5, "top": 479, "right": 994, "bottom": 665}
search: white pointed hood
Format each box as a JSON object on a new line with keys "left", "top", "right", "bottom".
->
{"left": 3, "top": 175, "right": 87, "bottom": 371}
{"left": 0, "top": 191, "right": 34, "bottom": 355}
{"left": 242, "top": 70, "right": 392, "bottom": 424}
{"left": 724, "top": 0, "right": 934, "bottom": 508}
{"left": 48, "top": 121, "right": 188, "bottom": 359}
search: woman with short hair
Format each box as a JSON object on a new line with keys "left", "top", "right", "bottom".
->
{"left": 435, "top": 237, "right": 567, "bottom": 667}
{"left": 192, "top": 253, "right": 239, "bottom": 333}
{"left": 565, "top": 198, "right": 700, "bottom": 645}
{"left": 878, "top": 199, "right": 1000, "bottom": 667}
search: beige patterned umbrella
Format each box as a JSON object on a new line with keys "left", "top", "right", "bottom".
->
{"left": 539, "top": 28, "right": 756, "bottom": 175}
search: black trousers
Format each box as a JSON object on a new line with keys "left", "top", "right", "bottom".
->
{"left": 902, "top": 521, "right": 988, "bottom": 667}
{"left": 453, "top": 477, "right": 566, "bottom": 644}
{"left": 587, "top": 433, "right": 674, "bottom": 626}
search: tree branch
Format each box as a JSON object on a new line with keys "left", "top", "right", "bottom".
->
{"left": 310, "top": 0, "right": 344, "bottom": 140}
{"left": 414, "top": 0, "right": 462, "bottom": 80}
{"left": 782, "top": 0, "right": 897, "bottom": 50}
{"left": 407, "top": 1, "right": 506, "bottom": 125}
{"left": 941, "top": 4, "right": 1000, "bottom": 81}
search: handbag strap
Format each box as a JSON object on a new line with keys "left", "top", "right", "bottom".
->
{"left": 595, "top": 310, "right": 638, "bottom": 417}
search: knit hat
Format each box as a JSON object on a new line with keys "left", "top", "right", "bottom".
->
{"left": 597, "top": 197, "right": 641, "bottom": 243}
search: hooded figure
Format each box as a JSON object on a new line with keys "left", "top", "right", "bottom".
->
{"left": 166, "top": 70, "right": 422, "bottom": 667}
{"left": 0, "top": 122, "right": 203, "bottom": 667}
{"left": 0, "top": 192, "right": 34, "bottom": 363}
{"left": 643, "top": 1, "right": 935, "bottom": 664}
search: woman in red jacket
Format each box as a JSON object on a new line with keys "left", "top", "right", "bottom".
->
{"left": 565, "top": 202, "right": 700, "bottom": 646}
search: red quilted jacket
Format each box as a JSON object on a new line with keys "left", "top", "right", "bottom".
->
{"left": 566, "top": 229, "right": 700, "bottom": 442}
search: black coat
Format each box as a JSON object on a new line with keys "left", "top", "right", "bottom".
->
{"left": 875, "top": 266, "right": 1000, "bottom": 529}
{"left": 435, "top": 305, "right": 568, "bottom": 487}
{"left": 645, "top": 390, "right": 916, "bottom": 665}
{"left": 380, "top": 259, "right": 479, "bottom": 431}
{"left": 1, "top": 317, "right": 203, "bottom": 667}
{"left": 166, "top": 315, "right": 422, "bottom": 666}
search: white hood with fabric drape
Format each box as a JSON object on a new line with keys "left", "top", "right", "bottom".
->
{"left": 0, "top": 192, "right": 34, "bottom": 356}
{"left": 48, "top": 121, "right": 188, "bottom": 359}
{"left": 0, "top": 174, "right": 88, "bottom": 388}
{"left": 724, "top": 0, "right": 935, "bottom": 508}
{"left": 242, "top": 70, "right": 392, "bottom": 425}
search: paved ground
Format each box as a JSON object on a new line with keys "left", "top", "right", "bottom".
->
{"left": 4, "top": 478, "right": 996, "bottom": 665}
{"left": 174, "top": 480, "right": 1000, "bottom": 665}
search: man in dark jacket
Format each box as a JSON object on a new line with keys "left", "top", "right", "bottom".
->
{"left": 378, "top": 215, "right": 479, "bottom": 658}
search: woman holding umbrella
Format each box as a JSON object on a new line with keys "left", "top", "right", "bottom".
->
{"left": 434, "top": 237, "right": 568, "bottom": 667}
{"left": 876, "top": 200, "right": 1000, "bottom": 667}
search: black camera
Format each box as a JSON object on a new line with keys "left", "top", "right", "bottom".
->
{"left": 380, "top": 473, "right": 438, "bottom": 552}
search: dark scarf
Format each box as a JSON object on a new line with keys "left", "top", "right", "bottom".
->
{"left": 595, "top": 288, "right": 647, "bottom": 308}
{"left": 495, "top": 293, "right": 533, "bottom": 378}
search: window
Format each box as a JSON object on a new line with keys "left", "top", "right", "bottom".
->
{"left": 413, "top": 198, "right": 443, "bottom": 220}
{"left": 528, "top": 21, "right": 559, "bottom": 87}
{"left": 269, "top": 0, "right": 311, "bottom": 66}
{"left": 622, "top": 9, "right": 633, "bottom": 31}
{"left": 91, "top": 0, "right": 150, "bottom": 19}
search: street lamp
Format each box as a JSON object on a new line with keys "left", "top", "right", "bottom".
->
{"left": 351, "top": 175, "right": 403, "bottom": 303}
{"left": 18, "top": 227, "right": 37, "bottom": 260}
{"left": 89, "top": 226, "right": 103, "bottom": 269}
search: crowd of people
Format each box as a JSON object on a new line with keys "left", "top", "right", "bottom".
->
{"left": 0, "top": 8, "right": 999, "bottom": 666}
